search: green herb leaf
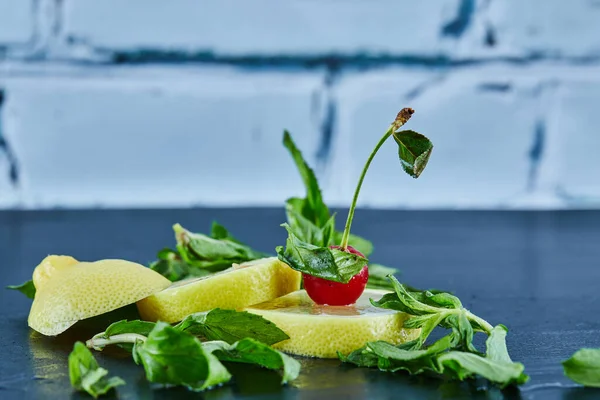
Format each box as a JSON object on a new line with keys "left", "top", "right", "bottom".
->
{"left": 175, "top": 223, "right": 270, "bottom": 271}
{"left": 285, "top": 200, "right": 335, "bottom": 247}
{"left": 563, "top": 348, "right": 600, "bottom": 387}
{"left": 276, "top": 223, "right": 367, "bottom": 283}
{"left": 438, "top": 350, "right": 528, "bottom": 388}
{"left": 149, "top": 248, "right": 196, "bottom": 282}
{"left": 104, "top": 320, "right": 156, "bottom": 338}
{"left": 6, "top": 280, "right": 36, "bottom": 299}
{"left": 283, "top": 131, "right": 330, "bottom": 227}
{"left": 393, "top": 130, "right": 433, "bottom": 178}
{"left": 69, "top": 341, "right": 125, "bottom": 398}
{"left": 133, "top": 322, "right": 231, "bottom": 391}
{"left": 203, "top": 338, "right": 300, "bottom": 384}
{"left": 174, "top": 308, "right": 289, "bottom": 345}
{"left": 365, "top": 264, "right": 399, "bottom": 290}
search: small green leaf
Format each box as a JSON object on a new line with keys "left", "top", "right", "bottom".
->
{"left": 365, "top": 264, "right": 398, "bottom": 289}
{"left": 104, "top": 320, "right": 156, "bottom": 338}
{"left": 332, "top": 230, "right": 374, "bottom": 257}
{"left": 69, "top": 342, "right": 125, "bottom": 398}
{"left": 438, "top": 351, "right": 528, "bottom": 388}
{"left": 563, "top": 348, "right": 600, "bottom": 387}
{"left": 393, "top": 130, "right": 433, "bottom": 178}
{"left": 283, "top": 131, "right": 330, "bottom": 227}
{"left": 204, "top": 338, "right": 300, "bottom": 384}
{"left": 276, "top": 223, "right": 367, "bottom": 283}
{"left": 6, "top": 280, "right": 36, "bottom": 299}
{"left": 175, "top": 223, "right": 269, "bottom": 269}
{"left": 174, "top": 308, "right": 289, "bottom": 345}
{"left": 285, "top": 200, "right": 335, "bottom": 247}
{"left": 149, "top": 249, "right": 194, "bottom": 282}
{"left": 486, "top": 325, "right": 513, "bottom": 363}
{"left": 133, "top": 322, "right": 231, "bottom": 391}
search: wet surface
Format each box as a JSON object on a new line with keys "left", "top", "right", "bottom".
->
{"left": 1, "top": 209, "right": 600, "bottom": 399}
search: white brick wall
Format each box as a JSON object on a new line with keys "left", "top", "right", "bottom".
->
{"left": 1, "top": 65, "right": 326, "bottom": 207}
{"left": 0, "top": 0, "right": 32, "bottom": 45}
{"left": 64, "top": 0, "right": 459, "bottom": 56}
{"left": 1, "top": 0, "right": 600, "bottom": 209}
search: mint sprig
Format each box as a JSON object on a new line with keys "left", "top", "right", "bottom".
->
{"left": 341, "top": 275, "right": 528, "bottom": 388}
{"left": 87, "top": 309, "right": 288, "bottom": 350}
{"left": 68, "top": 342, "right": 125, "bottom": 398}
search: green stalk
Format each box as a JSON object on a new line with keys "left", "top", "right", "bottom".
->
{"left": 86, "top": 333, "right": 147, "bottom": 351}
{"left": 339, "top": 127, "right": 394, "bottom": 250}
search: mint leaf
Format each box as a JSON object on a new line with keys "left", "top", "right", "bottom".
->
{"left": 133, "top": 322, "right": 231, "bottom": 391}
{"left": 175, "top": 308, "right": 289, "bottom": 345}
{"left": 393, "top": 130, "right": 433, "bottom": 178}
{"left": 276, "top": 223, "right": 367, "bottom": 283}
{"left": 563, "top": 348, "right": 600, "bottom": 387}
{"left": 365, "top": 264, "right": 399, "bottom": 290}
{"left": 283, "top": 131, "right": 330, "bottom": 227}
{"left": 6, "top": 280, "right": 36, "bottom": 299}
{"left": 204, "top": 338, "right": 300, "bottom": 384}
{"left": 104, "top": 320, "right": 155, "bottom": 337}
{"left": 438, "top": 351, "right": 528, "bottom": 388}
{"left": 69, "top": 342, "right": 125, "bottom": 398}
{"left": 285, "top": 200, "right": 335, "bottom": 247}
{"left": 149, "top": 248, "right": 196, "bottom": 282}
{"left": 175, "top": 223, "right": 270, "bottom": 271}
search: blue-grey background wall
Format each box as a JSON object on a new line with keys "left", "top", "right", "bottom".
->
{"left": 0, "top": 0, "right": 599, "bottom": 209}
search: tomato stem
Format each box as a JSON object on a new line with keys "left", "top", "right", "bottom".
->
{"left": 339, "top": 108, "right": 415, "bottom": 250}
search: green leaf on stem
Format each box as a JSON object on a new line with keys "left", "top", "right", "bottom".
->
{"left": 365, "top": 264, "right": 399, "bottom": 290}
{"left": 6, "top": 280, "right": 36, "bottom": 299}
{"left": 69, "top": 342, "right": 125, "bottom": 398}
{"left": 175, "top": 223, "right": 270, "bottom": 271}
{"left": 285, "top": 200, "right": 335, "bottom": 247}
{"left": 133, "top": 322, "right": 231, "bottom": 391}
{"left": 563, "top": 348, "right": 600, "bottom": 387}
{"left": 283, "top": 131, "right": 330, "bottom": 227}
{"left": 175, "top": 308, "right": 289, "bottom": 345}
{"left": 276, "top": 223, "right": 367, "bottom": 283}
{"left": 203, "top": 338, "right": 300, "bottom": 384}
{"left": 393, "top": 130, "right": 433, "bottom": 178}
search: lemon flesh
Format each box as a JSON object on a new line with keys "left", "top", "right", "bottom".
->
{"left": 137, "top": 257, "right": 301, "bottom": 323}
{"left": 246, "top": 289, "right": 420, "bottom": 358}
{"left": 28, "top": 259, "right": 171, "bottom": 336}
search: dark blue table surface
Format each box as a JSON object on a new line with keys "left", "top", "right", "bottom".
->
{"left": 1, "top": 209, "right": 599, "bottom": 400}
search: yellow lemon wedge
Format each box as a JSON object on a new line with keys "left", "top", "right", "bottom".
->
{"left": 28, "top": 257, "right": 171, "bottom": 336}
{"left": 246, "top": 289, "right": 420, "bottom": 358}
{"left": 137, "top": 257, "right": 301, "bottom": 323}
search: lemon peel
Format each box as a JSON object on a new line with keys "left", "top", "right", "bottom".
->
{"left": 246, "top": 289, "right": 420, "bottom": 358}
{"left": 28, "top": 258, "right": 171, "bottom": 336}
{"left": 136, "top": 257, "right": 301, "bottom": 323}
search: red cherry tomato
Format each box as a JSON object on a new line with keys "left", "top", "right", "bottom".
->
{"left": 303, "top": 245, "right": 369, "bottom": 306}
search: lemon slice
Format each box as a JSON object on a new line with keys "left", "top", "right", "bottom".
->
{"left": 28, "top": 257, "right": 171, "bottom": 336}
{"left": 137, "top": 257, "right": 301, "bottom": 323}
{"left": 246, "top": 289, "right": 420, "bottom": 358}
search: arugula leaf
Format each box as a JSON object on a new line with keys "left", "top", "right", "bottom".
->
{"left": 393, "top": 130, "right": 433, "bottom": 179}
{"left": 174, "top": 308, "right": 289, "bottom": 345}
{"left": 563, "top": 348, "right": 600, "bottom": 387}
{"left": 283, "top": 131, "right": 330, "bottom": 227}
{"left": 133, "top": 322, "right": 231, "bottom": 391}
{"left": 69, "top": 341, "right": 125, "bottom": 398}
{"left": 276, "top": 223, "right": 367, "bottom": 283}
{"left": 203, "top": 338, "right": 300, "bottom": 384}
{"left": 6, "top": 280, "right": 36, "bottom": 299}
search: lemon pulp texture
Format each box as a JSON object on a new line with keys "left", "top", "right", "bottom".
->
{"left": 247, "top": 289, "right": 420, "bottom": 358}
{"left": 29, "top": 258, "right": 171, "bottom": 336}
{"left": 137, "top": 257, "right": 302, "bottom": 323}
